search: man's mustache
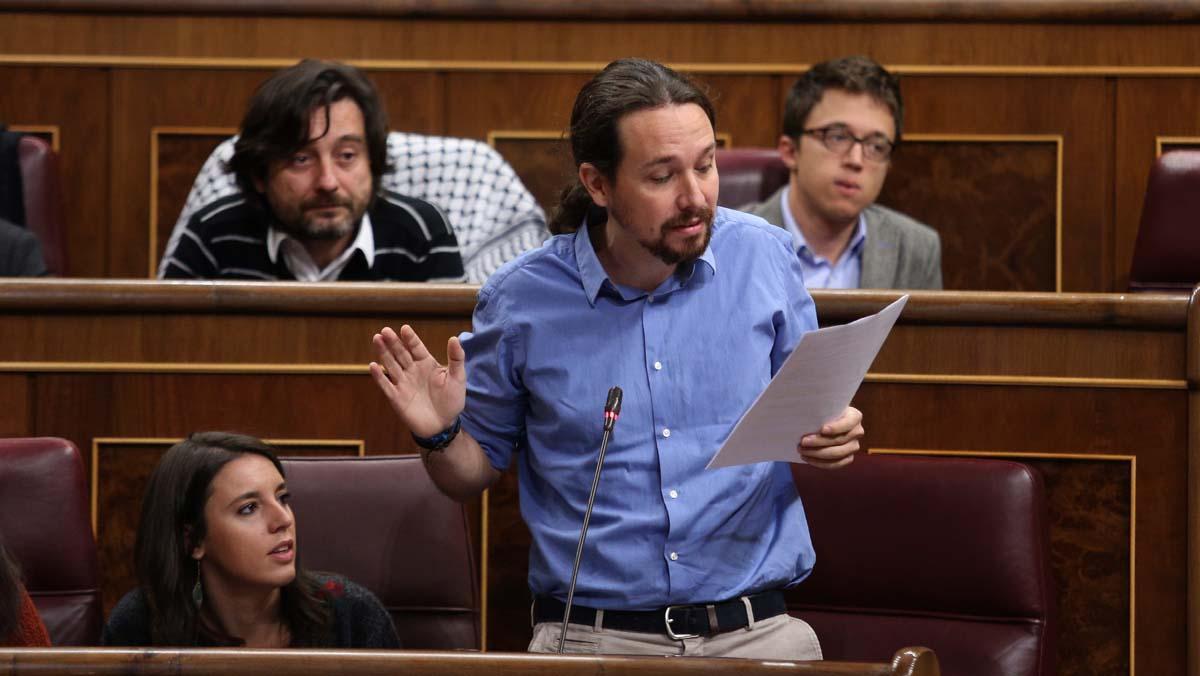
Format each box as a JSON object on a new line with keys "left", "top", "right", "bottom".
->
{"left": 663, "top": 207, "right": 714, "bottom": 230}
{"left": 301, "top": 197, "right": 353, "bottom": 210}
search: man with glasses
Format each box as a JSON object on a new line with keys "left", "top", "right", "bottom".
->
{"left": 742, "top": 56, "right": 942, "bottom": 289}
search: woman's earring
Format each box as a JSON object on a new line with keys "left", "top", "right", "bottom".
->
{"left": 191, "top": 560, "right": 203, "bottom": 608}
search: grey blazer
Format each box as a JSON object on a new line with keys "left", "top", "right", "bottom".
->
{"left": 0, "top": 218, "right": 47, "bottom": 277}
{"left": 741, "top": 187, "right": 942, "bottom": 290}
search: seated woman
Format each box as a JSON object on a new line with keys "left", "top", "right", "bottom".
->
{"left": 103, "top": 432, "right": 399, "bottom": 648}
{"left": 0, "top": 540, "right": 51, "bottom": 646}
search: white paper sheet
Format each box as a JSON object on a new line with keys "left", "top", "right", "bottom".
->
{"left": 706, "top": 295, "right": 909, "bottom": 469}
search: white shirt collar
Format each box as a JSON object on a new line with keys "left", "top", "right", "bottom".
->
{"left": 267, "top": 212, "right": 376, "bottom": 282}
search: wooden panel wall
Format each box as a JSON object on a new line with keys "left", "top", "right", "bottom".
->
{"left": 0, "top": 281, "right": 1193, "bottom": 676}
{"left": 1, "top": 8, "right": 1199, "bottom": 288}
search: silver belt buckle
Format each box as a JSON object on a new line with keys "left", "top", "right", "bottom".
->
{"left": 664, "top": 606, "right": 700, "bottom": 640}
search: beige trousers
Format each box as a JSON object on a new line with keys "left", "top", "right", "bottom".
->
{"left": 527, "top": 610, "right": 822, "bottom": 660}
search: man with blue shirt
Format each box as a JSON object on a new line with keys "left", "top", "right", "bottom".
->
{"left": 742, "top": 56, "right": 941, "bottom": 289}
{"left": 370, "top": 58, "right": 863, "bottom": 660}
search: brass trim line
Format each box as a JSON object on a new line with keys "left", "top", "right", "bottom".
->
{"left": 0, "top": 362, "right": 1185, "bottom": 389}
{"left": 90, "top": 436, "right": 366, "bottom": 534}
{"left": 1156, "top": 136, "right": 1200, "bottom": 157}
{"left": 902, "top": 134, "right": 1063, "bottom": 292}
{"left": 149, "top": 126, "right": 240, "bottom": 277}
{"left": 0, "top": 361, "right": 369, "bottom": 374}
{"left": 870, "top": 447, "right": 1135, "bottom": 461}
{"left": 8, "top": 55, "right": 1200, "bottom": 77}
{"left": 865, "top": 373, "right": 1186, "bottom": 389}
{"left": 480, "top": 489, "right": 489, "bottom": 651}
{"left": 870, "top": 447, "right": 1136, "bottom": 676}
{"left": 8, "top": 125, "right": 61, "bottom": 152}
{"left": 486, "top": 130, "right": 561, "bottom": 145}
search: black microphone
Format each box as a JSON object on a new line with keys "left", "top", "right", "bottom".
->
{"left": 558, "top": 386, "right": 623, "bottom": 653}
{"left": 603, "top": 386, "right": 622, "bottom": 432}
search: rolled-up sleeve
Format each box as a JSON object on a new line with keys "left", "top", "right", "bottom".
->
{"left": 459, "top": 284, "right": 527, "bottom": 471}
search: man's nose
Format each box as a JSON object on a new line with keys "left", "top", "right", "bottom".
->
{"left": 678, "top": 171, "right": 707, "bottom": 210}
{"left": 842, "top": 141, "right": 866, "bottom": 168}
{"left": 315, "top": 159, "right": 339, "bottom": 192}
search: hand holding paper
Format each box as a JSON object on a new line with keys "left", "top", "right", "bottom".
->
{"left": 706, "top": 295, "right": 908, "bottom": 469}
{"left": 798, "top": 405, "right": 864, "bottom": 469}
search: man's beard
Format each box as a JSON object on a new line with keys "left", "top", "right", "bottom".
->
{"left": 273, "top": 194, "right": 366, "bottom": 242}
{"left": 614, "top": 206, "right": 715, "bottom": 267}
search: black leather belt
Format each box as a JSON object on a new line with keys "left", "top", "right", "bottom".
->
{"left": 533, "top": 590, "right": 787, "bottom": 639}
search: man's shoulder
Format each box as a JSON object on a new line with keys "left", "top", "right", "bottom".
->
{"left": 185, "top": 195, "right": 262, "bottom": 238}
{"left": 371, "top": 191, "right": 452, "bottom": 238}
{"left": 864, "top": 204, "right": 941, "bottom": 246}
{"left": 476, "top": 233, "right": 572, "bottom": 302}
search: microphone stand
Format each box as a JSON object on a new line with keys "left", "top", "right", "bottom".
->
{"left": 557, "top": 386, "right": 622, "bottom": 654}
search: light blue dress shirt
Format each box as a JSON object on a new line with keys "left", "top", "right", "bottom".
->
{"left": 459, "top": 207, "right": 819, "bottom": 610}
{"left": 779, "top": 185, "right": 868, "bottom": 289}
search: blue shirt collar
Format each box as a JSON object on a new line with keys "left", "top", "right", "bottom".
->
{"left": 574, "top": 211, "right": 718, "bottom": 306}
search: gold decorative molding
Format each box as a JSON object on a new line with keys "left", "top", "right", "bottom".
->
{"left": 8, "top": 124, "right": 61, "bottom": 152}
{"left": 149, "top": 126, "right": 238, "bottom": 277}
{"left": 864, "top": 372, "right": 1187, "bottom": 390}
{"left": 0, "top": 362, "right": 1184, "bottom": 390}
{"left": 871, "top": 447, "right": 1136, "bottom": 676}
{"left": 479, "top": 488, "right": 490, "bottom": 651}
{"left": 7, "top": 54, "right": 1200, "bottom": 78}
{"left": 0, "top": 361, "right": 367, "bottom": 374}
{"left": 1156, "top": 136, "right": 1200, "bottom": 157}
{"left": 486, "top": 130, "right": 561, "bottom": 145}
{"left": 903, "top": 133, "right": 1063, "bottom": 292}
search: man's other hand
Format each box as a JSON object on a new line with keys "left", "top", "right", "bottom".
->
{"left": 797, "top": 406, "right": 864, "bottom": 470}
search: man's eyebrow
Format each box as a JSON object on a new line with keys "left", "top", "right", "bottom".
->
{"left": 638, "top": 142, "right": 716, "bottom": 171}
{"left": 301, "top": 133, "right": 366, "bottom": 147}
{"left": 638, "top": 155, "right": 676, "bottom": 170}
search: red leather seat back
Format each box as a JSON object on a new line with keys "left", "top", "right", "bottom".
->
{"left": 716, "top": 148, "right": 789, "bottom": 208}
{"left": 1129, "top": 149, "right": 1200, "bottom": 292}
{"left": 17, "top": 135, "right": 66, "bottom": 275}
{"left": 280, "top": 455, "right": 481, "bottom": 650}
{"left": 790, "top": 453, "right": 1055, "bottom": 676}
{"left": 0, "top": 437, "right": 101, "bottom": 645}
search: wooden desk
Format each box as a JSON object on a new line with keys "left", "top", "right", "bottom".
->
{"left": 0, "top": 280, "right": 1195, "bottom": 676}
{"left": 0, "top": 647, "right": 939, "bottom": 676}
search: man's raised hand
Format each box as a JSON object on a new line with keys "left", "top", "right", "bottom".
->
{"left": 369, "top": 325, "right": 466, "bottom": 438}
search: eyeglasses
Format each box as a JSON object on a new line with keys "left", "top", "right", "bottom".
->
{"left": 800, "top": 124, "right": 894, "bottom": 162}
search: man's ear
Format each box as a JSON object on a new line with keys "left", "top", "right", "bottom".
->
{"left": 252, "top": 175, "right": 266, "bottom": 194}
{"left": 579, "top": 163, "right": 611, "bottom": 208}
{"left": 778, "top": 135, "right": 799, "bottom": 171}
